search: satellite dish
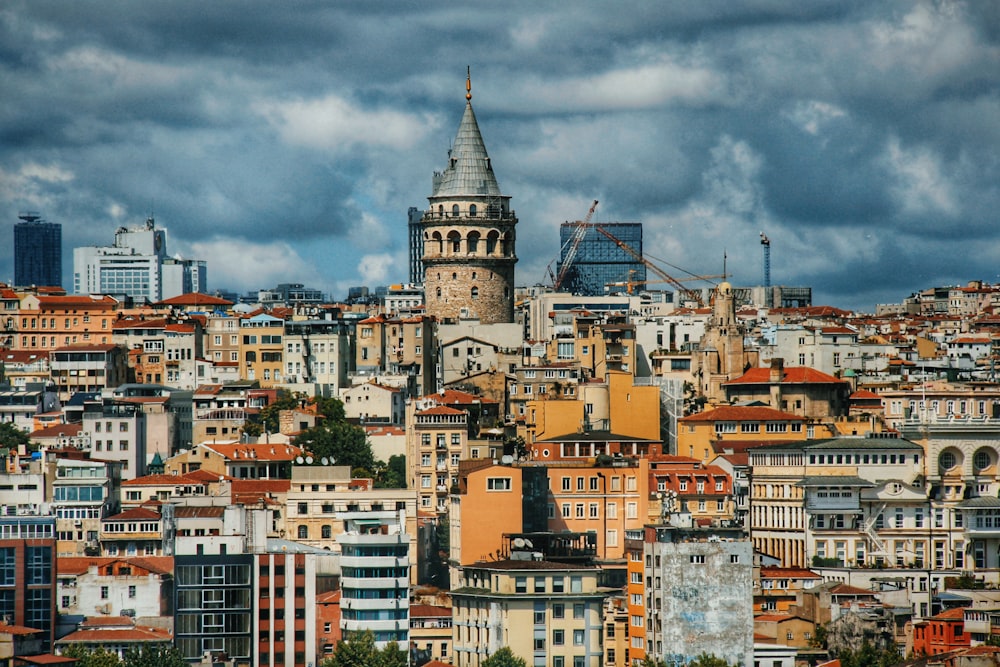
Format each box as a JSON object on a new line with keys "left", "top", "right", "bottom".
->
{"left": 513, "top": 538, "right": 526, "bottom": 548}
{"left": 501, "top": 455, "right": 514, "bottom": 465}
{"left": 321, "top": 457, "right": 330, "bottom": 466}
{"left": 295, "top": 456, "right": 304, "bottom": 464}
{"left": 523, "top": 539, "right": 533, "bottom": 548}
{"left": 305, "top": 456, "right": 314, "bottom": 465}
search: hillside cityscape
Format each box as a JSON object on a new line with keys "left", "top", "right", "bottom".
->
{"left": 5, "top": 67, "right": 1000, "bottom": 667}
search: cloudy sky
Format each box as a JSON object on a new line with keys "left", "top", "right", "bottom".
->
{"left": 2, "top": 1, "right": 998, "bottom": 311}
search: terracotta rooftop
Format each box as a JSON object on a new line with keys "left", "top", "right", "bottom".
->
{"left": 156, "top": 292, "right": 233, "bottom": 307}
{"left": 417, "top": 405, "right": 468, "bottom": 416}
{"left": 104, "top": 507, "right": 161, "bottom": 521}
{"left": 724, "top": 366, "right": 847, "bottom": 385}
{"left": 680, "top": 405, "right": 807, "bottom": 422}
{"left": 203, "top": 442, "right": 302, "bottom": 462}
{"left": 760, "top": 566, "right": 822, "bottom": 579}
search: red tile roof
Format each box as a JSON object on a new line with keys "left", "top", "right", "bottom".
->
{"left": 30, "top": 423, "right": 81, "bottom": 438}
{"left": 420, "top": 389, "right": 498, "bottom": 406}
{"left": 724, "top": 366, "right": 846, "bottom": 385}
{"left": 104, "top": 507, "right": 161, "bottom": 521}
{"left": 680, "top": 405, "right": 807, "bottom": 422}
{"left": 56, "top": 626, "right": 171, "bottom": 644}
{"left": 417, "top": 406, "right": 467, "bottom": 416}
{"left": 156, "top": 292, "right": 233, "bottom": 306}
{"left": 0, "top": 622, "right": 42, "bottom": 635}
{"left": 760, "top": 566, "right": 822, "bottom": 579}
{"left": 410, "top": 604, "right": 452, "bottom": 617}
{"left": 203, "top": 442, "right": 302, "bottom": 462}
{"left": 122, "top": 473, "right": 206, "bottom": 487}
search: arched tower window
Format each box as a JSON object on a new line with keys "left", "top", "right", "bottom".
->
{"left": 431, "top": 231, "right": 443, "bottom": 256}
{"left": 469, "top": 204, "right": 477, "bottom": 217}
{"left": 471, "top": 287, "right": 479, "bottom": 299}
{"left": 468, "top": 232, "right": 480, "bottom": 254}
{"left": 486, "top": 231, "right": 499, "bottom": 256}
{"left": 438, "top": 205, "right": 444, "bottom": 218}
{"left": 448, "top": 231, "right": 461, "bottom": 254}
{"left": 452, "top": 204, "right": 460, "bottom": 217}
{"left": 436, "top": 287, "right": 442, "bottom": 298}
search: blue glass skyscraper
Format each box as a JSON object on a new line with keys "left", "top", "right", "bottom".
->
{"left": 556, "top": 222, "right": 646, "bottom": 296}
{"left": 14, "top": 212, "right": 62, "bottom": 288}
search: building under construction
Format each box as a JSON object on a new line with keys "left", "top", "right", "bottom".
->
{"left": 555, "top": 222, "right": 646, "bottom": 296}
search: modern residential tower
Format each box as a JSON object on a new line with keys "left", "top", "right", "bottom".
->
{"left": 14, "top": 212, "right": 62, "bottom": 288}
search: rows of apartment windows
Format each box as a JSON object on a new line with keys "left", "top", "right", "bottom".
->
{"left": 16, "top": 316, "right": 105, "bottom": 329}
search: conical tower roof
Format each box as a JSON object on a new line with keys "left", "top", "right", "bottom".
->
{"left": 431, "top": 75, "right": 502, "bottom": 199}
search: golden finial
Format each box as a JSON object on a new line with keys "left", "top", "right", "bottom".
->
{"left": 466, "top": 66, "right": 472, "bottom": 101}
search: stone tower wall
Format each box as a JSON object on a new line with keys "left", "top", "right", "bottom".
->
{"left": 424, "top": 262, "right": 514, "bottom": 324}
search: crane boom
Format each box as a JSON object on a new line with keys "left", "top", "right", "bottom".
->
{"left": 595, "top": 226, "right": 707, "bottom": 305}
{"left": 553, "top": 200, "right": 599, "bottom": 291}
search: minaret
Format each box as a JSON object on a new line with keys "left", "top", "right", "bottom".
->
{"left": 421, "top": 69, "right": 517, "bottom": 324}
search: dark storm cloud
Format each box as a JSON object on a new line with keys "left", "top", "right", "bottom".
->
{"left": 1, "top": 0, "right": 998, "bottom": 308}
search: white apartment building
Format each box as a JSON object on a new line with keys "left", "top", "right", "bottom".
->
{"left": 73, "top": 217, "right": 205, "bottom": 302}
{"left": 337, "top": 509, "right": 411, "bottom": 648}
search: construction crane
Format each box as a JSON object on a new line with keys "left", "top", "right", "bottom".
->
{"left": 551, "top": 200, "right": 599, "bottom": 291}
{"left": 595, "top": 226, "right": 716, "bottom": 305}
{"left": 760, "top": 231, "right": 771, "bottom": 307}
{"left": 606, "top": 271, "right": 728, "bottom": 295}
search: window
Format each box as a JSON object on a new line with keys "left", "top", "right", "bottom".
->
{"left": 573, "top": 629, "right": 584, "bottom": 645}
{"left": 552, "top": 603, "right": 564, "bottom": 618}
{"left": 487, "top": 477, "right": 511, "bottom": 491}
{"left": 690, "top": 555, "right": 705, "bottom": 564}
{"left": 552, "top": 629, "right": 564, "bottom": 646}
{"left": 297, "top": 525, "right": 308, "bottom": 539}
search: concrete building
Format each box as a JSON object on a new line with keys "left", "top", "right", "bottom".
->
{"left": 14, "top": 213, "right": 61, "bottom": 289}
{"left": 337, "top": 508, "right": 411, "bottom": 648}
{"left": 450, "top": 542, "right": 606, "bottom": 667}
{"left": 0, "top": 515, "right": 57, "bottom": 653}
{"left": 421, "top": 74, "right": 517, "bottom": 325}
{"left": 81, "top": 402, "right": 147, "bottom": 479}
{"left": 408, "top": 206, "right": 425, "bottom": 285}
{"left": 48, "top": 455, "right": 122, "bottom": 557}
{"left": 49, "top": 343, "right": 130, "bottom": 402}
{"left": 73, "top": 217, "right": 206, "bottom": 302}
{"left": 640, "top": 521, "right": 753, "bottom": 667}
{"left": 282, "top": 319, "right": 354, "bottom": 396}
{"left": 56, "top": 556, "right": 173, "bottom": 618}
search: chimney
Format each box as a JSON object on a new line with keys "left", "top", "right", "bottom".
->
{"left": 770, "top": 358, "right": 784, "bottom": 383}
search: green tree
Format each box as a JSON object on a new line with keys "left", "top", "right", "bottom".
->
{"left": 379, "top": 641, "right": 407, "bottom": 667}
{"left": 690, "top": 654, "right": 736, "bottom": 667}
{"left": 321, "top": 630, "right": 407, "bottom": 667}
{"left": 481, "top": 647, "right": 528, "bottom": 667}
{"left": 315, "top": 395, "right": 347, "bottom": 422}
{"left": 122, "top": 644, "right": 187, "bottom": 667}
{"left": 835, "top": 641, "right": 902, "bottom": 667}
{"left": 60, "top": 645, "right": 122, "bottom": 667}
{"left": 0, "top": 421, "right": 30, "bottom": 450}
{"left": 295, "top": 420, "right": 375, "bottom": 471}
{"left": 376, "top": 454, "right": 407, "bottom": 489}
{"left": 244, "top": 390, "right": 301, "bottom": 436}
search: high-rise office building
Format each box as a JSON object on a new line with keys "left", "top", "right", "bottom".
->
{"left": 14, "top": 212, "right": 62, "bottom": 288}
{"left": 73, "top": 217, "right": 206, "bottom": 303}
{"left": 556, "top": 222, "right": 646, "bottom": 296}
{"left": 407, "top": 206, "right": 425, "bottom": 285}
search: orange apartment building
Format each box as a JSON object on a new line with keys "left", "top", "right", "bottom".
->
{"left": 677, "top": 405, "right": 819, "bottom": 463}
{"left": 647, "top": 455, "right": 735, "bottom": 525}
{"left": 13, "top": 293, "right": 119, "bottom": 350}
{"left": 521, "top": 370, "right": 660, "bottom": 446}
{"left": 239, "top": 313, "right": 286, "bottom": 387}
{"left": 452, "top": 458, "right": 650, "bottom": 576}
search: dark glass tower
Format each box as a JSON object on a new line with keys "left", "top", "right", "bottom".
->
{"left": 14, "top": 212, "right": 62, "bottom": 288}
{"left": 556, "top": 222, "right": 645, "bottom": 296}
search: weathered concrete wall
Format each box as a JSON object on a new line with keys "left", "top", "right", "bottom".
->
{"left": 652, "top": 539, "right": 754, "bottom": 666}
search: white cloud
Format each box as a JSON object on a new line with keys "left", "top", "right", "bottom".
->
{"left": 356, "top": 253, "right": 396, "bottom": 285}
{"left": 184, "top": 237, "right": 324, "bottom": 292}
{"left": 347, "top": 210, "right": 391, "bottom": 252}
{"left": 884, "top": 137, "right": 957, "bottom": 217}
{"left": 517, "top": 57, "right": 728, "bottom": 113}
{"left": 0, "top": 163, "right": 75, "bottom": 208}
{"left": 257, "top": 94, "right": 438, "bottom": 153}
{"left": 785, "top": 100, "right": 847, "bottom": 136}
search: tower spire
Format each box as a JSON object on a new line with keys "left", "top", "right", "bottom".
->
{"left": 466, "top": 66, "right": 472, "bottom": 101}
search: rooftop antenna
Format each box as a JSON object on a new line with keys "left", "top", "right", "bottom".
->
{"left": 466, "top": 66, "right": 472, "bottom": 102}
